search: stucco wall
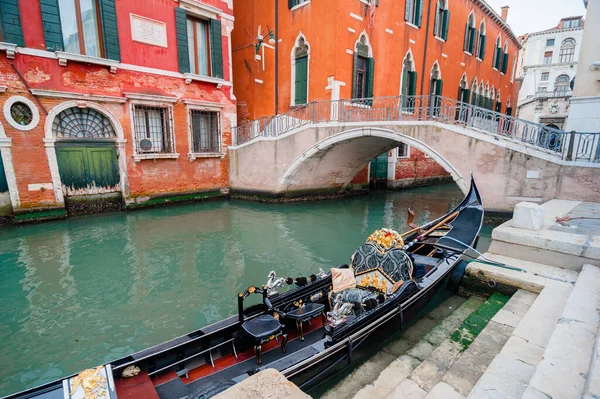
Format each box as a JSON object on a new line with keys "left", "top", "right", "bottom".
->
{"left": 229, "top": 122, "right": 600, "bottom": 212}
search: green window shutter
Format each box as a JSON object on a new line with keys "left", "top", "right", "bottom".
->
{"left": 175, "top": 7, "right": 190, "bottom": 74}
{"left": 408, "top": 71, "right": 417, "bottom": 96}
{"left": 433, "top": 5, "right": 441, "bottom": 36}
{"left": 99, "top": 0, "right": 120, "bottom": 61}
{"left": 288, "top": 0, "right": 294, "bottom": 8}
{"left": 435, "top": 79, "right": 443, "bottom": 96}
{"left": 401, "top": 68, "right": 408, "bottom": 96}
{"left": 502, "top": 53, "right": 509, "bottom": 73}
{"left": 0, "top": 0, "right": 24, "bottom": 46}
{"left": 416, "top": 0, "right": 424, "bottom": 27}
{"left": 463, "top": 89, "right": 470, "bottom": 103}
{"left": 366, "top": 57, "right": 375, "bottom": 98}
{"left": 468, "top": 28, "right": 476, "bottom": 54}
{"left": 294, "top": 56, "right": 308, "bottom": 104}
{"left": 441, "top": 10, "right": 450, "bottom": 40}
{"left": 463, "top": 23, "right": 469, "bottom": 51}
{"left": 479, "top": 35, "right": 486, "bottom": 59}
{"left": 40, "top": 0, "right": 64, "bottom": 51}
{"left": 495, "top": 101, "right": 502, "bottom": 113}
{"left": 405, "top": 0, "right": 413, "bottom": 22}
{"left": 210, "top": 18, "right": 223, "bottom": 78}
{"left": 352, "top": 53, "right": 358, "bottom": 98}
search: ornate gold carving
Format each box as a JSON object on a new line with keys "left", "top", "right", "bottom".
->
{"left": 367, "top": 228, "right": 404, "bottom": 250}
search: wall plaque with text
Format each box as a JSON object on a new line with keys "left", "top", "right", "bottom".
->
{"left": 131, "top": 14, "right": 168, "bottom": 48}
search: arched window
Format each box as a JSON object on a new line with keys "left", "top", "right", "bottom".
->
{"left": 405, "top": 0, "right": 424, "bottom": 27}
{"left": 559, "top": 38, "right": 576, "bottom": 63}
{"left": 493, "top": 36, "right": 502, "bottom": 70}
{"left": 506, "top": 96, "right": 512, "bottom": 116}
{"left": 476, "top": 21, "right": 486, "bottom": 60}
{"left": 291, "top": 34, "right": 310, "bottom": 105}
{"left": 458, "top": 73, "right": 469, "bottom": 103}
{"left": 490, "top": 87, "right": 495, "bottom": 110}
{"left": 478, "top": 82, "right": 485, "bottom": 107}
{"left": 470, "top": 79, "right": 478, "bottom": 105}
{"left": 52, "top": 107, "right": 116, "bottom": 139}
{"left": 495, "top": 90, "right": 502, "bottom": 112}
{"left": 463, "top": 12, "right": 476, "bottom": 54}
{"left": 501, "top": 41, "right": 509, "bottom": 74}
{"left": 554, "top": 74, "right": 570, "bottom": 93}
{"left": 352, "top": 34, "right": 374, "bottom": 100}
{"left": 433, "top": 0, "right": 450, "bottom": 40}
{"left": 430, "top": 62, "right": 443, "bottom": 115}
{"left": 401, "top": 50, "right": 417, "bottom": 111}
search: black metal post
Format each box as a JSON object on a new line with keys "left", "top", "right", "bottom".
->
{"left": 238, "top": 293, "right": 244, "bottom": 322}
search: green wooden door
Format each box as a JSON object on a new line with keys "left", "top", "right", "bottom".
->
{"left": 0, "top": 153, "right": 8, "bottom": 193}
{"left": 370, "top": 152, "right": 388, "bottom": 180}
{"left": 56, "top": 142, "right": 119, "bottom": 194}
{"left": 295, "top": 56, "right": 308, "bottom": 104}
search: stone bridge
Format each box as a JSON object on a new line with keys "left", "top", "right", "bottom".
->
{"left": 229, "top": 96, "right": 600, "bottom": 212}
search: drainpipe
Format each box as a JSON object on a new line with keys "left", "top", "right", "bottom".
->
{"left": 419, "top": 0, "right": 434, "bottom": 97}
{"left": 275, "top": 0, "right": 279, "bottom": 115}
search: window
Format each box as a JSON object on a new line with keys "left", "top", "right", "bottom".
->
{"left": 554, "top": 74, "right": 570, "bottom": 93}
{"left": 433, "top": 0, "right": 449, "bottom": 40}
{"left": 352, "top": 35, "right": 374, "bottom": 100}
{"left": 543, "top": 51, "right": 553, "bottom": 64}
{"left": 476, "top": 21, "right": 486, "bottom": 60}
{"left": 397, "top": 143, "right": 410, "bottom": 158}
{"left": 537, "top": 86, "right": 547, "bottom": 93}
{"left": 541, "top": 72, "right": 549, "bottom": 81}
{"left": 405, "top": 0, "right": 424, "bottom": 27}
{"left": 132, "top": 105, "right": 174, "bottom": 154}
{"left": 187, "top": 17, "right": 210, "bottom": 76}
{"left": 174, "top": 9, "right": 223, "bottom": 78}
{"left": 10, "top": 102, "right": 32, "bottom": 126}
{"left": 501, "top": 42, "right": 509, "bottom": 74}
{"left": 562, "top": 18, "right": 580, "bottom": 29}
{"left": 559, "top": 38, "right": 576, "bottom": 63}
{"left": 400, "top": 53, "right": 417, "bottom": 111}
{"left": 288, "top": 0, "right": 309, "bottom": 7}
{"left": 52, "top": 107, "right": 116, "bottom": 138}
{"left": 546, "top": 38, "right": 555, "bottom": 46}
{"left": 58, "top": 0, "right": 103, "bottom": 57}
{"left": 190, "top": 110, "right": 220, "bottom": 153}
{"left": 493, "top": 37, "right": 502, "bottom": 70}
{"left": 463, "top": 13, "right": 476, "bottom": 54}
{"left": 292, "top": 35, "right": 309, "bottom": 105}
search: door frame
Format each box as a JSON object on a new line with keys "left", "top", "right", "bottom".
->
{"left": 0, "top": 121, "right": 19, "bottom": 209}
{"left": 44, "top": 101, "right": 129, "bottom": 205}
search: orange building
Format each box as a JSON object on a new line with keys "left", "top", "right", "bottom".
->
{"left": 232, "top": 0, "right": 521, "bottom": 187}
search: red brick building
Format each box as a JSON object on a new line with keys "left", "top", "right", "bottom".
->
{"left": 0, "top": 0, "right": 235, "bottom": 221}
{"left": 232, "top": 0, "right": 520, "bottom": 188}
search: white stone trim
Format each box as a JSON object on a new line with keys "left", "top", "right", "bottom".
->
{"left": 406, "top": 22, "right": 419, "bottom": 30}
{"left": 55, "top": 51, "right": 119, "bottom": 73}
{"left": 430, "top": 60, "right": 442, "bottom": 80}
{"left": 178, "top": 0, "right": 227, "bottom": 19}
{"left": 183, "top": 73, "right": 231, "bottom": 87}
{"left": 3, "top": 96, "right": 40, "bottom": 131}
{"left": 133, "top": 153, "right": 180, "bottom": 161}
{"left": 255, "top": 79, "right": 264, "bottom": 84}
{"left": 123, "top": 92, "right": 178, "bottom": 103}
{"left": 409, "top": 39, "right": 416, "bottom": 44}
{"left": 290, "top": 32, "right": 311, "bottom": 107}
{"left": 434, "top": 36, "right": 446, "bottom": 43}
{"left": 350, "top": 12, "right": 363, "bottom": 21}
{"left": 385, "top": 28, "right": 394, "bottom": 35}
{"left": 0, "top": 121, "right": 20, "bottom": 208}
{"left": 348, "top": 27, "right": 356, "bottom": 33}
{"left": 442, "top": 53, "right": 448, "bottom": 58}
{"left": 0, "top": 42, "right": 17, "bottom": 59}
{"left": 30, "top": 89, "right": 127, "bottom": 103}
{"left": 290, "top": 1, "right": 311, "bottom": 11}
{"left": 183, "top": 99, "right": 225, "bottom": 107}
{"left": 346, "top": 49, "right": 353, "bottom": 55}
{"left": 354, "top": 30, "right": 374, "bottom": 57}
{"left": 43, "top": 101, "right": 130, "bottom": 203}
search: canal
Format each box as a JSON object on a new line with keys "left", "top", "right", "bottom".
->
{"left": 0, "top": 183, "right": 494, "bottom": 396}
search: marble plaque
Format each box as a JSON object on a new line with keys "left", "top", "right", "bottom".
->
{"left": 131, "top": 14, "right": 168, "bottom": 48}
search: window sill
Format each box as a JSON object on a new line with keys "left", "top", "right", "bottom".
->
{"left": 0, "top": 42, "right": 17, "bottom": 59}
{"left": 133, "top": 153, "right": 180, "bottom": 162}
{"left": 476, "top": 57, "right": 483, "bottom": 62}
{"left": 405, "top": 22, "right": 420, "bottom": 30}
{"left": 55, "top": 51, "right": 119, "bottom": 73}
{"left": 464, "top": 51, "right": 472, "bottom": 56}
{"left": 290, "top": 1, "right": 310, "bottom": 11}
{"left": 434, "top": 36, "right": 446, "bottom": 43}
{"left": 183, "top": 73, "right": 232, "bottom": 87}
{"left": 188, "top": 152, "right": 225, "bottom": 160}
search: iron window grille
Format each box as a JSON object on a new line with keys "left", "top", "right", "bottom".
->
{"left": 10, "top": 102, "right": 33, "bottom": 126}
{"left": 190, "top": 110, "right": 221, "bottom": 153}
{"left": 52, "top": 107, "right": 116, "bottom": 138}
{"left": 132, "top": 105, "right": 175, "bottom": 154}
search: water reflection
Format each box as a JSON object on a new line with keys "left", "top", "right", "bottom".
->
{"left": 0, "top": 184, "right": 470, "bottom": 396}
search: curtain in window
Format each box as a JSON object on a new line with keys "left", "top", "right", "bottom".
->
{"left": 59, "top": 0, "right": 81, "bottom": 54}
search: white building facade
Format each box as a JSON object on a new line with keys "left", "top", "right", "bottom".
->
{"left": 516, "top": 17, "right": 584, "bottom": 129}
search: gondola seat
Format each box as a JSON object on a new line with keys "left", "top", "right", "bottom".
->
{"left": 284, "top": 302, "right": 326, "bottom": 341}
{"left": 241, "top": 315, "right": 287, "bottom": 365}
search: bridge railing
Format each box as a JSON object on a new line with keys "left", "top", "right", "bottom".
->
{"left": 233, "top": 95, "right": 600, "bottom": 163}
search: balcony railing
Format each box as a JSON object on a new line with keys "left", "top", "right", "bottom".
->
{"left": 233, "top": 95, "right": 600, "bottom": 164}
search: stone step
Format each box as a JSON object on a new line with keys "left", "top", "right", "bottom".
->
{"left": 522, "top": 264, "right": 600, "bottom": 398}
{"left": 467, "top": 283, "right": 573, "bottom": 399}
{"left": 354, "top": 292, "right": 519, "bottom": 399}
{"left": 347, "top": 296, "right": 484, "bottom": 399}
{"left": 319, "top": 295, "right": 470, "bottom": 399}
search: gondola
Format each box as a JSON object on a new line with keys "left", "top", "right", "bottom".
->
{"left": 3, "top": 178, "right": 483, "bottom": 399}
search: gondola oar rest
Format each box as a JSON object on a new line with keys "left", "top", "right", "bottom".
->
{"left": 238, "top": 286, "right": 288, "bottom": 365}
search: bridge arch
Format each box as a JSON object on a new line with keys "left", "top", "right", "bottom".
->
{"left": 276, "top": 127, "right": 468, "bottom": 195}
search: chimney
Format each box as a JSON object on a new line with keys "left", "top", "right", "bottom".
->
{"left": 500, "top": 6, "right": 509, "bottom": 22}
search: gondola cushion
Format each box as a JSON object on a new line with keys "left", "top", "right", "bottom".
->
{"left": 351, "top": 244, "right": 413, "bottom": 293}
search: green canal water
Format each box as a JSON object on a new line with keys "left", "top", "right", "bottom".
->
{"left": 0, "top": 184, "right": 493, "bottom": 396}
